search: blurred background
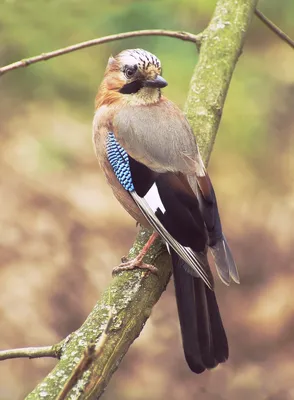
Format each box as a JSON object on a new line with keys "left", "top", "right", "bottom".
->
{"left": 1, "top": 0, "right": 294, "bottom": 399}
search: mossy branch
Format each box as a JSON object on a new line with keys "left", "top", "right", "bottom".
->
{"left": 185, "top": 0, "right": 258, "bottom": 163}
{"left": 25, "top": 0, "right": 257, "bottom": 398}
{"left": 26, "top": 230, "right": 170, "bottom": 399}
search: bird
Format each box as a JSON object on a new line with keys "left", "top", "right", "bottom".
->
{"left": 93, "top": 48, "right": 239, "bottom": 374}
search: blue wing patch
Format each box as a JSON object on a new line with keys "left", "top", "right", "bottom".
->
{"left": 106, "top": 132, "right": 134, "bottom": 192}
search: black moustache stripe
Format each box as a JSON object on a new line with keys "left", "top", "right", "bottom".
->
{"left": 119, "top": 80, "right": 143, "bottom": 94}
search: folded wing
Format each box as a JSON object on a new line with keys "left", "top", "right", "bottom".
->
{"left": 107, "top": 131, "right": 214, "bottom": 289}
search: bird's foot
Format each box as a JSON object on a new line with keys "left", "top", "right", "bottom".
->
{"left": 112, "top": 256, "right": 158, "bottom": 276}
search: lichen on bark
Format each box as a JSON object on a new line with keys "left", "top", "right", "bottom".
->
{"left": 185, "top": 0, "right": 258, "bottom": 164}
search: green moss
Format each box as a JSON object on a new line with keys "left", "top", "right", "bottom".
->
{"left": 185, "top": 0, "right": 258, "bottom": 165}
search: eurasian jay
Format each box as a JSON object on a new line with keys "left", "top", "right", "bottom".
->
{"left": 93, "top": 48, "right": 239, "bottom": 373}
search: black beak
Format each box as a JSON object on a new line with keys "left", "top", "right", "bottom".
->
{"left": 143, "top": 75, "right": 168, "bottom": 89}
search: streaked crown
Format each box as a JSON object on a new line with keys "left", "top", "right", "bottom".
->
{"left": 117, "top": 49, "right": 161, "bottom": 72}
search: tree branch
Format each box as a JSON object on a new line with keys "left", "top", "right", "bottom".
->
{"left": 185, "top": 0, "right": 258, "bottom": 163}
{"left": 0, "top": 10, "right": 291, "bottom": 78}
{"left": 25, "top": 0, "right": 257, "bottom": 398}
{"left": 0, "top": 345, "right": 61, "bottom": 361}
{"left": 0, "top": 30, "right": 201, "bottom": 77}
{"left": 26, "top": 229, "right": 170, "bottom": 400}
{"left": 56, "top": 313, "right": 113, "bottom": 400}
{"left": 255, "top": 9, "right": 294, "bottom": 50}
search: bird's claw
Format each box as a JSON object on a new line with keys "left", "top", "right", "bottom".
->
{"left": 112, "top": 258, "right": 158, "bottom": 276}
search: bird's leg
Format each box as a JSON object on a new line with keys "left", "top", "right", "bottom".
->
{"left": 113, "top": 232, "right": 159, "bottom": 275}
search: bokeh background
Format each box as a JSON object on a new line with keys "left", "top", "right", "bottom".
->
{"left": 1, "top": 0, "right": 294, "bottom": 399}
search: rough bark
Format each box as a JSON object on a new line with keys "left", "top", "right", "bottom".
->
{"left": 26, "top": 0, "right": 257, "bottom": 398}
{"left": 185, "top": 0, "right": 258, "bottom": 163}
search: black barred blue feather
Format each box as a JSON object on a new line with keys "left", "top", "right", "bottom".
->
{"left": 106, "top": 132, "right": 134, "bottom": 192}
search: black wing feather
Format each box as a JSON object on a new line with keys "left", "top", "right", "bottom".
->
{"left": 196, "top": 175, "right": 240, "bottom": 284}
{"left": 129, "top": 156, "right": 214, "bottom": 288}
{"left": 128, "top": 156, "right": 229, "bottom": 373}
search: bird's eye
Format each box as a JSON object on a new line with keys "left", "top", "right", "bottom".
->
{"left": 124, "top": 65, "right": 137, "bottom": 79}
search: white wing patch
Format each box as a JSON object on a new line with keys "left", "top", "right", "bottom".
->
{"left": 131, "top": 191, "right": 213, "bottom": 289}
{"left": 144, "top": 183, "right": 166, "bottom": 213}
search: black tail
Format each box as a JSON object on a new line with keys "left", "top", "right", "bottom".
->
{"left": 171, "top": 250, "right": 228, "bottom": 373}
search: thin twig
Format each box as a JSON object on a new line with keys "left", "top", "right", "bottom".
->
{"left": 255, "top": 8, "right": 294, "bottom": 49}
{"left": 0, "top": 345, "right": 60, "bottom": 361}
{"left": 0, "top": 30, "right": 201, "bottom": 77}
{"left": 56, "top": 312, "right": 113, "bottom": 400}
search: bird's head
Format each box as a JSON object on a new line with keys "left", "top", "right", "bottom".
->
{"left": 96, "top": 49, "right": 168, "bottom": 108}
